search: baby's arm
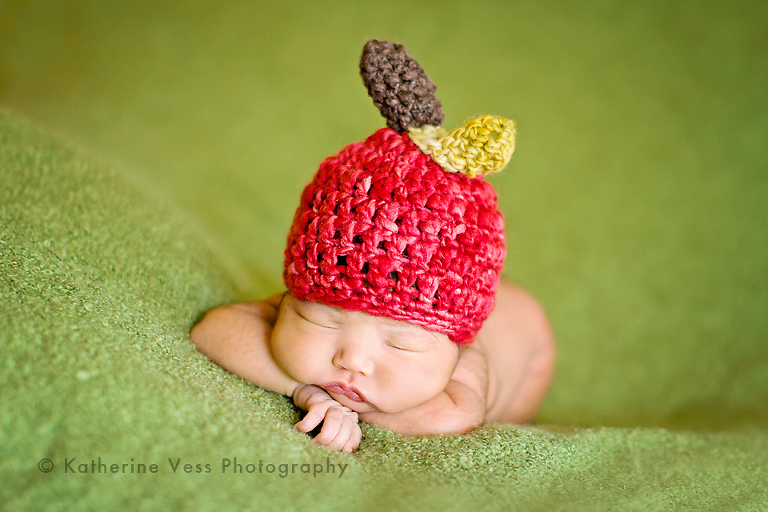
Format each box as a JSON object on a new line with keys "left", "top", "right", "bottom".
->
{"left": 190, "top": 299, "right": 362, "bottom": 452}
{"left": 190, "top": 299, "right": 299, "bottom": 397}
{"left": 358, "top": 344, "right": 489, "bottom": 436}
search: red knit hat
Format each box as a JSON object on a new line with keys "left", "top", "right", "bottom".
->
{"left": 283, "top": 40, "right": 515, "bottom": 345}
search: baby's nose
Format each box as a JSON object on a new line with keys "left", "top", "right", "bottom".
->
{"left": 333, "top": 342, "right": 374, "bottom": 376}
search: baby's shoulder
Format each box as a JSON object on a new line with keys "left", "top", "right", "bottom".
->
{"left": 228, "top": 300, "right": 280, "bottom": 326}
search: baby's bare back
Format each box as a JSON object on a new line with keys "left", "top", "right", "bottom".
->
{"left": 473, "top": 281, "right": 556, "bottom": 424}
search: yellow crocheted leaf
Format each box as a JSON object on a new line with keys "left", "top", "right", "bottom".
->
{"left": 409, "top": 115, "right": 516, "bottom": 177}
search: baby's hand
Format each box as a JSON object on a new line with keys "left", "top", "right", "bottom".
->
{"left": 292, "top": 384, "right": 362, "bottom": 453}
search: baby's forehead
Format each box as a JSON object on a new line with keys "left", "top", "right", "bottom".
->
{"left": 291, "top": 296, "right": 447, "bottom": 341}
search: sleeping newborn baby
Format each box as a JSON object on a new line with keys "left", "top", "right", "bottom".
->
{"left": 190, "top": 40, "right": 555, "bottom": 452}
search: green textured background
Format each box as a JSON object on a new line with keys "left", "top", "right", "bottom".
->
{"left": 2, "top": 1, "right": 767, "bottom": 510}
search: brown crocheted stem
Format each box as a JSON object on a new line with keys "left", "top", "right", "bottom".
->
{"left": 360, "top": 40, "right": 444, "bottom": 133}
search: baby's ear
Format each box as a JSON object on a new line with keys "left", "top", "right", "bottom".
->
{"left": 266, "top": 292, "right": 287, "bottom": 309}
{"left": 409, "top": 115, "right": 516, "bottom": 178}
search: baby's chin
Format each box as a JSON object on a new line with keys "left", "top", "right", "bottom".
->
{"left": 347, "top": 401, "right": 380, "bottom": 413}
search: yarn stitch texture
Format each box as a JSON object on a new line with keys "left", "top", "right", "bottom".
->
{"left": 408, "top": 115, "right": 516, "bottom": 178}
{"left": 360, "top": 40, "right": 444, "bottom": 133}
{"left": 284, "top": 128, "right": 505, "bottom": 344}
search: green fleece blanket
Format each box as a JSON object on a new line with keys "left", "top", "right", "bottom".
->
{"left": 2, "top": 1, "right": 767, "bottom": 510}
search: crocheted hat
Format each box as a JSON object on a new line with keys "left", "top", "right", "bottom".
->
{"left": 284, "top": 40, "right": 516, "bottom": 345}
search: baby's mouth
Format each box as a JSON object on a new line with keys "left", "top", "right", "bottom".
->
{"left": 320, "top": 382, "right": 366, "bottom": 403}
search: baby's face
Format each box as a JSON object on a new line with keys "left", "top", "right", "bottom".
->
{"left": 271, "top": 294, "right": 460, "bottom": 414}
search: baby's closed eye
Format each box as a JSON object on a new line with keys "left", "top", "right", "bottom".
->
{"left": 384, "top": 338, "right": 426, "bottom": 353}
{"left": 385, "top": 341, "right": 413, "bottom": 352}
{"left": 291, "top": 301, "right": 343, "bottom": 329}
{"left": 298, "top": 312, "right": 341, "bottom": 330}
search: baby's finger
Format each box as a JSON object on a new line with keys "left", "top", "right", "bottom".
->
{"left": 323, "top": 414, "right": 359, "bottom": 452}
{"left": 341, "top": 424, "right": 362, "bottom": 453}
{"left": 312, "top": 408, "right": 344, "bottom": 447}
{"left": 294, "top": 408, "right": 325, "bottom": 433}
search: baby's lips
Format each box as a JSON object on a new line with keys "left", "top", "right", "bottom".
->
{"left": 320, "top": 382, "right": 366, "bottom": 403}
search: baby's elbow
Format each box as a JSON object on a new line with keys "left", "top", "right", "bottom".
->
{"left": 433, "top": 404, "right": 484, "bottom": 435}
{"left": 189, "top": 318, "right": 211, "bottom": 356}
{"left": 452, "top": 408, "right": 485, "bottom": 435}
{"left": 189, "top": 321, "right": 207, "bottom": 349}
{"left": 189, "top": 306, "right": 230, "bottom": 353}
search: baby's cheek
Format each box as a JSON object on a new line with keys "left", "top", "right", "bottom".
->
{"left": 416, "top": 361, "right": 455, "bottom": 397}
{"left": 279, "top": 347, "right": 317, "bottom": 382}
{"left": 392, "top": 365, "right": 448, "bottom": 409}
{"left": 271, "top": 335, "right": 310, "bottom": 381}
